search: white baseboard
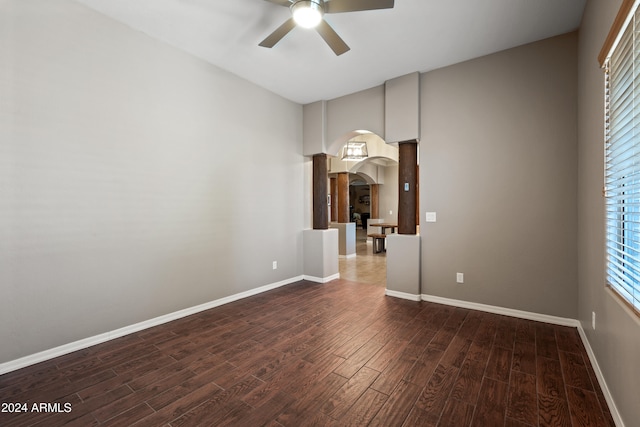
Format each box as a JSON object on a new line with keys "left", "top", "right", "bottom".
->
{"left": 338, "top": 254, "right": 357, "bottom": 259}
{"left": 303, "top": 273, "right": 340, "bottom": 283}
{"left": 421, "top": 294, "right": 579, "bottom": 327}
{"left": 0, "top": 275, "right": 304, "bottom": 376}
{"left": 386, "top": 289, "right": 421, "bottom": 301}
{"left": 577, "top": 324, "right": 625, "bottom": 427}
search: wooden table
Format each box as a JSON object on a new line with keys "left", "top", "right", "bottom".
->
{"left": 371, "top": 223, "right": 397, "bottom": 235}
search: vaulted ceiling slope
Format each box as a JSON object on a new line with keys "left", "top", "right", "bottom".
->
{"left": 73, "top": 0, "right": 586, "bottom": 105}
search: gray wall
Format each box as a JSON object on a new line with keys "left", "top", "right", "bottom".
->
{"left": 420, "top": 33, "right": 578, "bottom": 318}
{"left": 0, "top": 0, "right": 304, "bottom": 363}
{"left": 379, "top": 164, "right": 399, "bottom": 223}
{"left": 326, "top": 86, "right": 385, "bottom": 155}
{"left": 578, "top": 1, "right": 640, "bottom": 425}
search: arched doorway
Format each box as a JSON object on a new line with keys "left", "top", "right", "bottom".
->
{"left": 328, "top": 132, "right": 399, "bottom": 286}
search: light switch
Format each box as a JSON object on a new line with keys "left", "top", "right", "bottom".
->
{"left": 425, "top": 212, "right": 437, "bottom": 222}
{"left": 404, "top": 182, "right": 410, "bottom": 191}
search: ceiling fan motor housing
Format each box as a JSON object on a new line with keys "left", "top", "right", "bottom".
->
{"left": 291, "top": 1, "right": 324, "bottom": 28}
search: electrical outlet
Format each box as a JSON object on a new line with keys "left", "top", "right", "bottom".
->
{"left": 456, "top": 272, "right": 464, "bottom": 283}
{"left": 273, "top": 261, "right": 277, "bottom": 270}
{"left": 592, "top": 311, "right": 596, "bottom": 330}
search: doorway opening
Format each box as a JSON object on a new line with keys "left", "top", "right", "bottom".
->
{"left": 338, "top": 226, "right": 387, "bottom": 286}
{"left": 328, "top": 132, "right": 398, "bottom": 286}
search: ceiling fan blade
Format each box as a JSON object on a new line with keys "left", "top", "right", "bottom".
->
{"left": 315, "top": 20, "right": 350, "bottom": 56}
{"left": 259, "top": 18, "right": 296, "bottom": 48}
{"left": 263, "top": 0, "right": 292, "bottom": 6}
{"left": 325, "top": 0, "right": 394, "bottom": 13}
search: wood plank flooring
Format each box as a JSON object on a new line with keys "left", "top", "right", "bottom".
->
{"left": 0, "top": 279, "right": 615, "bottom": 426}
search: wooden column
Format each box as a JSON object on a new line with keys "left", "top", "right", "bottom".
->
{"left": 313, "top": 154, "right": 328, "bottom": 230}
{"left": 370, "top": 184, "right": 379, "bottom": 219}
{"left": 416, "top": 165, "right": 420, "bottom": 227}
{"left": 330, "top": 177, "right": 338, "bottom": 223}
{"left": 337, "top": 172, "right": 350, "bottom": 223}
{"left": 398, "top": 140, "right": 418, "bottom": 235}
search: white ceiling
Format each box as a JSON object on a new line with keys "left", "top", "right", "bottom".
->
{"left": 74, "top": 0, "right": 586, "bottom": 105}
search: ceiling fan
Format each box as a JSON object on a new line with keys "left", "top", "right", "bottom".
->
{"left": 259, "top": 0, "right": 395, "bottom": 56}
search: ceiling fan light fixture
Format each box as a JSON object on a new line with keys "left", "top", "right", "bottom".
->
{"left": 291, "top": 1, "right": 324, "bottom": 28}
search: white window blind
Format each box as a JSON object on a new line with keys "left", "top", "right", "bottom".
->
{"left": 605, "top": 3, "right": 640, "bottom": 313}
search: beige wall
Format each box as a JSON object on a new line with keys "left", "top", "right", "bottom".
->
{"left": 420, "top": 33, "right": 579, "bottom": 318}
{"left": 0, "top": 0, "right": 304, "bottom": 364}
{"left": 578, "top": 1, "right": 640, "bottom": 425}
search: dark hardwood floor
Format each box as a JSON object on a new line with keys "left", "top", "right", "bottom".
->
{"left": 0, "top": 279, "right": 615, "bottom": 426}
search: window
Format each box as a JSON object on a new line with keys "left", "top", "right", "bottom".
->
{"left": 602, "top": 0, "right": 640, "bottom": 314}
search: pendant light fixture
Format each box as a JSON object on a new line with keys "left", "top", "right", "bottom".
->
{"left": 341, "top": 140, "right": 368, "bottom": 161}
